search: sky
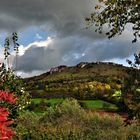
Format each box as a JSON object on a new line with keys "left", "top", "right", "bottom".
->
{"left": 0, "top": 0, "right": 140, "bottom": 78}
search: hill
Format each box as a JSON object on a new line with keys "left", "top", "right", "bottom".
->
{"left": 24, "top": 61, "right": 139, "bottom": 101}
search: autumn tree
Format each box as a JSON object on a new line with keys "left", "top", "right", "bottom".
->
{"left": 86, "top": 0, "right": 140, "bottom": 42}
{"left": 86, "top": 0, "right": 140, "bottom": 123}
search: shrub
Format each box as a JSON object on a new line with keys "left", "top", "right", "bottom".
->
{"left": 14, "top": 98, "right": 140, "bottom": 140}
{"left": 0, "top": 65, "right": 30, "bottom": 119}
{"left": 27, "top": 100, "right": 51, "bottom": 112}
{"left": 0, "top": 90, "right": 17, "bottom": 139}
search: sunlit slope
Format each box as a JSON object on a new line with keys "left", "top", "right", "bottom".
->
{"left": 24, "top": 62, "right": 138, "bottom": 99}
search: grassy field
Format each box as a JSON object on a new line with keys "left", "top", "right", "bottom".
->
{"left": 79, "top": 100, "right": 118, "bottom": 110}
{"left": 30, "top": 98, "right": 118, "bottom": 111}
{"left": 31, "top": 98, "right": 64, "bottom": 107}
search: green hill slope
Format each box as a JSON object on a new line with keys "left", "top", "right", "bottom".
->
{"left": 24, "top": 62, "right": 138, "bottom": 101}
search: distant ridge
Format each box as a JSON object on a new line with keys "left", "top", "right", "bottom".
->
{"left": 25, "top": 61, "right": 128, "bottom": 80}
{"left": 23, "top": 61, "right": 140, "bottom": 99}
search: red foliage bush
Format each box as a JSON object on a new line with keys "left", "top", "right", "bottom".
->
{"left": 0, "top": 90, "right": 16, "bottom": 139}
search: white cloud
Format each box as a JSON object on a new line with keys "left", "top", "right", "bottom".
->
{"left": 18, "top": 37, "right": 52, "bottom": 56}
{"left": 28, "top": 37, "right": 52, "bottom": 47}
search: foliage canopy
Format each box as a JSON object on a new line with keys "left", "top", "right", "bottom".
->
{"left": 86, "top": 0, "right": 140, "bottom": 122}
{"left": 86, "top": 0, "right": 140, "bottom": 42}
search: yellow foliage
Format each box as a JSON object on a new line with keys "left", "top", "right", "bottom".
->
{"left": 72, "top": 81, "right": 112, "bottom": 93}
{"left": 105, "top": 84, "right": 111, "bottom": 90}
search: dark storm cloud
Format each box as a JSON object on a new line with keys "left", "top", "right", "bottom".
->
{"left": 17, "top": 36, "right": 140, "bottom": 72}
{"left": 0, "top": 0, "right": 96, "bottom": 37}
{"left": 0, "top": 0, "right": 139, "bottom": 74}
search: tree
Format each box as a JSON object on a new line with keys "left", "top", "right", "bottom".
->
{"left": 86, "top": 0, "right": 140, "bottom": 123}
{"left": 123, "top": 53, "right": 140, "bottom": 124}
{"left": 0, "top": 33, "right": 30, "bottom": 139}
{"left": 0, "top": 33, "right": 30, "bottom": 120}
{"left": 86, "top": 0, "right": 140, "bottom": 42}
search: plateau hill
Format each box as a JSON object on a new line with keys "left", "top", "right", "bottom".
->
{"left": 24, "top": 62, "right": 139, "bottom": 101}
